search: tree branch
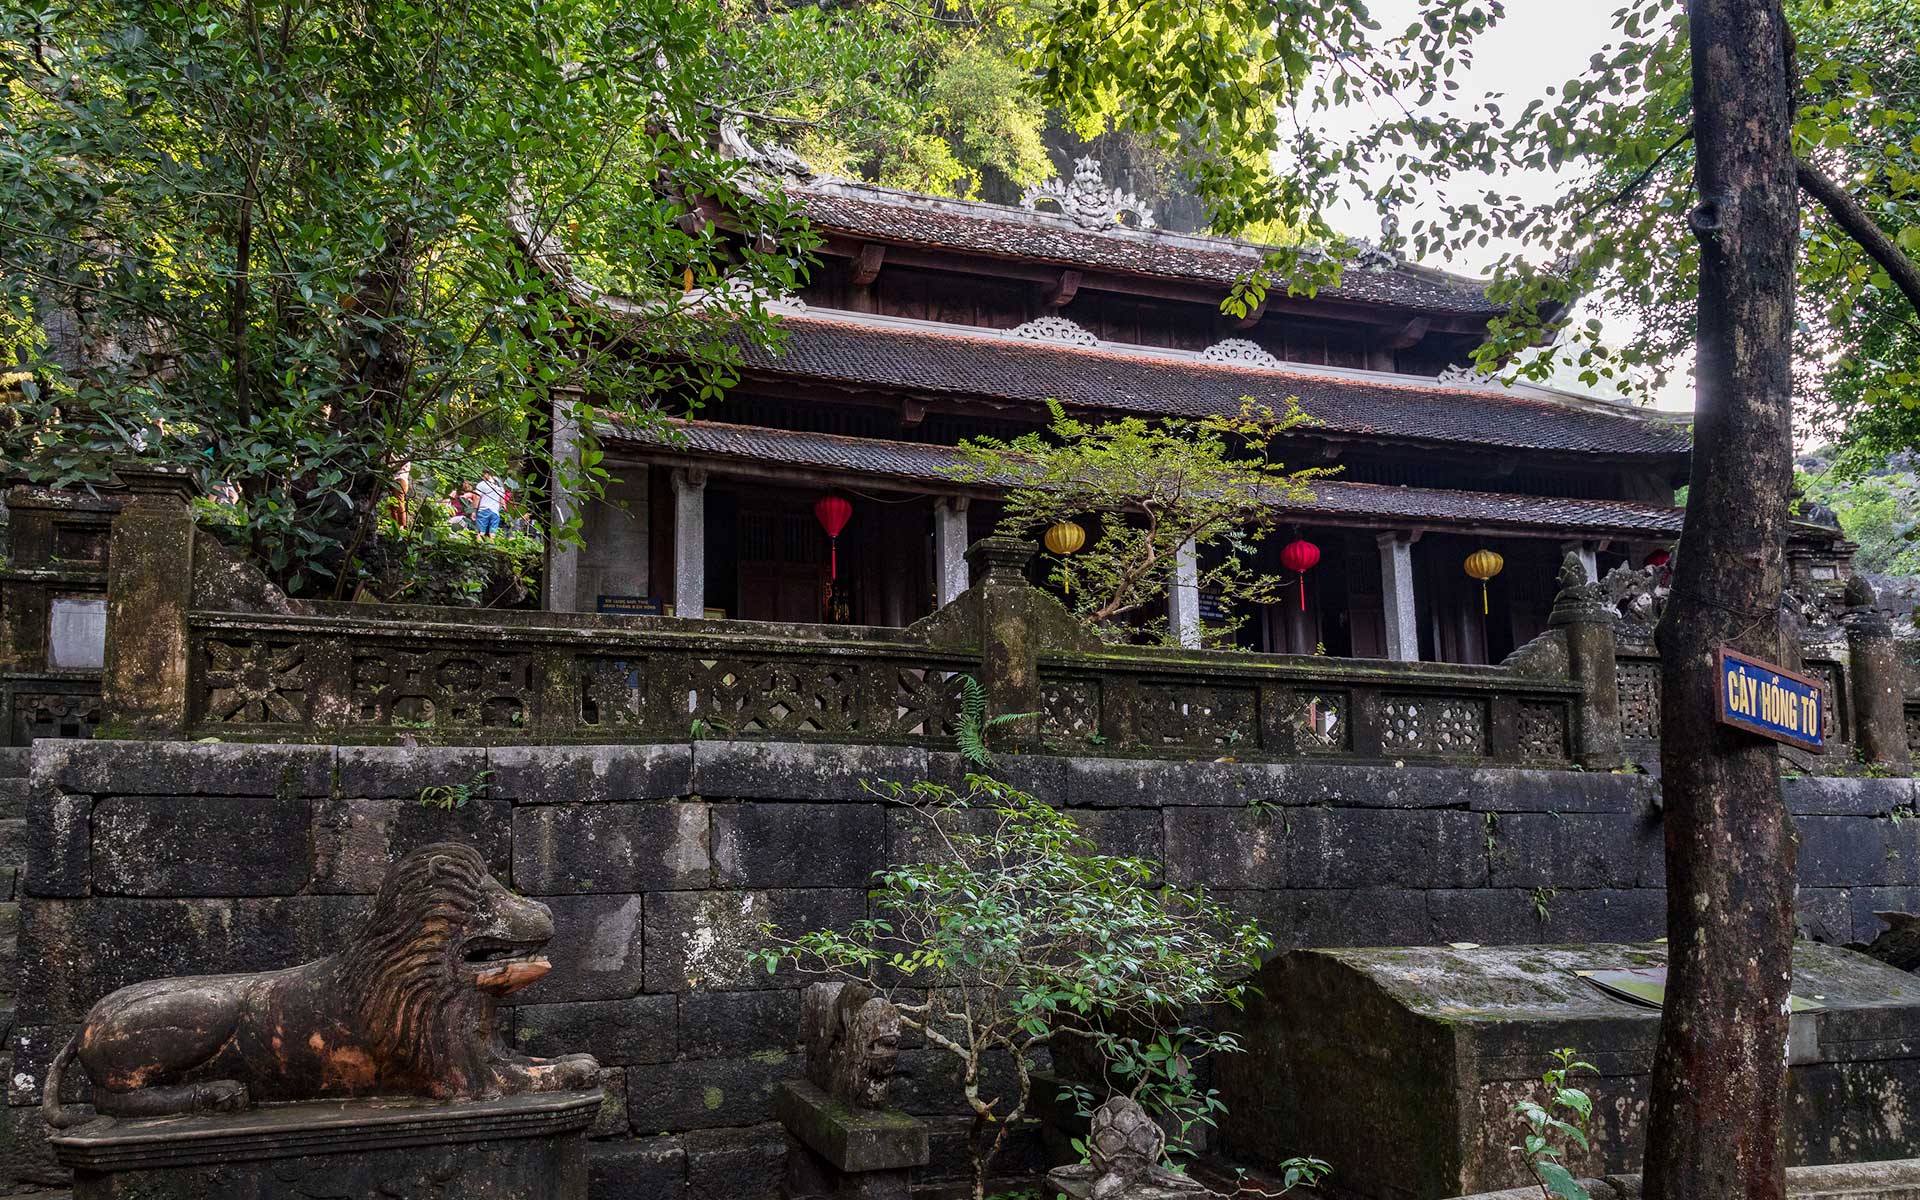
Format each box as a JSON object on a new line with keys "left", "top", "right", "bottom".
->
{"left": 1797, "top": 157, "right": 1920, "bottom": 319}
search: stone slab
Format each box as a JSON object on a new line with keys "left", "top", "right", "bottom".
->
{"left": 53, "top": 1090, "right": 600, "bottom": 1200}
{"left": 774, "top": 1078, "right": 929, "bottom": 1173}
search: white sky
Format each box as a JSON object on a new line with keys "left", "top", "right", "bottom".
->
{"left": 1305, "top": 0, "right": 1698, "bottom": 413}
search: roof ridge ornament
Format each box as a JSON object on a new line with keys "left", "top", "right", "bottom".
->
{"left": 1020, "top": 156, "right": 1156, "bottom": 230}
{"left": 717, "top": 118, "right": 816, "bottom": 182}
{"left": 1008, "top": 315, "right": 1099, "bottom": 345}
{"left": 1201, "top": 338, "right": 1283, "bottom": 368}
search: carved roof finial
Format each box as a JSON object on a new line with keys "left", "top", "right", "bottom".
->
{"left": 1020, "top": 156, "right": 1156, "bottom": 230}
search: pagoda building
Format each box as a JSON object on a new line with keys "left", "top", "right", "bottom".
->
{"left": 555, "top": 156, "right": 1699, "bottom": 666}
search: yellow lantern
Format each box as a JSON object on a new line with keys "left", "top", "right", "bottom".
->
{"left": 1464, "top": 548, "right": 1505, "bottom": 615}
{"left": 1043, "top": 520, "right": 1087, "bottom": 594}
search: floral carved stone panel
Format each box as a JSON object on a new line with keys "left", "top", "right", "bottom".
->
{"left": 203, "top": 638, "right": 309, "bottom": 724}
{"left": 1616, "top": 659, "right": 1662, "bottom": 742}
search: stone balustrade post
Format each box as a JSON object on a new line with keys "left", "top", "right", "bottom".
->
{"left": 966, "top": 537, "right": 1045, "bottom": 742}
{"left": 1547, "top": 551, "right": 1626, "bottom": 769}
{"left": 1843, "top": 576, "right": 1910, "bottom": 770}
{"left": 100, "top": 462, "right": 198, "bottom": 736}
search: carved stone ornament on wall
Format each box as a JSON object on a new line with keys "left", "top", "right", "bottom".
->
{"left": 1435, "top": 363, "right": 1501, "bottom": 389}
{"left": 1009, "top": 315, "right": 1100, "bottom": 346}
{"left": 1200, "top": 338, "right": 1284, "bottom": 369}
{"left": 1047, "top": 1095, "right": 1214, "bottom": 1197}
{"left": 1020, "top": 156, "right": 1157, "bottom": 230}
{"left": 43, "top": 842, "right": 600, "bottom": 1128}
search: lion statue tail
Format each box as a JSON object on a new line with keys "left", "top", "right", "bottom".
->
{"left": 42, "top": 1033, "right": 86, "bottom": 1129}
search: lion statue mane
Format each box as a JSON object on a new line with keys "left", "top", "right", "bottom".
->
{"left": 45, "top": 842, "right": 599, "bottom": 1127}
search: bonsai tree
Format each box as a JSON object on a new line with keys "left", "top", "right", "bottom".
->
{"left": 948, "top": 399, "right": 1329, "bottom": 646}
{"left": 752, "top": 775, "right": 1271, "bottom": 1200}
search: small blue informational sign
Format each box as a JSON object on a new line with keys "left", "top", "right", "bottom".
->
{"left": 1715, "top": 647, "right": 1827, "bottom": 754}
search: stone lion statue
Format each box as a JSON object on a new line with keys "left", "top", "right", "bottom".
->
{"left": 44, "top": 843, "right": 599, "bottom": 1127}
{"left": 800, "top": 982, "right": 901, "bottom": 1108}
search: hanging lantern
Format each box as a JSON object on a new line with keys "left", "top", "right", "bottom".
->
{"left": 1464, "top": 548, "right": 1506, "bottom": 615}
{"left": 1279, "top": 537, "right": 1322, "bottom": 611}
{"left": 1644, "top": 548, "right": 1671, "bottom": 569}
{"left": 1043, "top": 520, "right": 1087, "bottom": 595}
{"left": 814, "top": 495, "right": 853, "bottom": 579}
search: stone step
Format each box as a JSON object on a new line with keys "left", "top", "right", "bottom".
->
{"left": 0, "top": 747, "right": 26, "bottom": 778}
{"left": 0, "top": 778, "right": 27, "bottom": 821}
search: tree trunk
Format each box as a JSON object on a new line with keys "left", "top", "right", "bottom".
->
{"left": 1643, "top": 4, "right": 1799, "bottom": 1200}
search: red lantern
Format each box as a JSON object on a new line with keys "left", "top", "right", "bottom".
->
{"left": 814, "top": 495, "right": 853, "bottom": 579}
{"left": 1644, "top": 548, "right": 1671, "bottom": 569}
{"left": 1279, "top": 537, "right": 1321, "bottom": 611}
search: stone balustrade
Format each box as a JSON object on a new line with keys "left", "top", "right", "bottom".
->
{"left": 7, "top": 465, "right": 1917, "bottom": 773}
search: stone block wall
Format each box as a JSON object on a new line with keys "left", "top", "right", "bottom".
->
{"left": 9, "top": 739, "right": 1920, "bottom": 1196}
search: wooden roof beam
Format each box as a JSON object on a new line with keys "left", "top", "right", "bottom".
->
{"left": 1388, "top": 315, "right": 1432, "bottom": 349}
{"left": 1042, "top": 269, "right": 1083, "bottom": 308}
{"left": 850, "top": 242, "right": 887, "bottom": 287}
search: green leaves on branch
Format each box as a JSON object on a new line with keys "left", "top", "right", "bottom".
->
{"left": 1511, "top": 1048, "right": 1598, "bottom": 1200}
{"left": 949, "top": 398, "right": 1330, "bottom": 645}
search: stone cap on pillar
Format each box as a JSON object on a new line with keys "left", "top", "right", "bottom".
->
{"left": 1548, "top": 550, "right": 1616, "bottom": 628}
{"left": 111, "top": 459, "right": 199, "bottom": 508}
{"left": 966, "top": 536, "right": 1034, "bottom": 584}
{"left": 1842, "top": 574, "right": 1893, "bottom": 637}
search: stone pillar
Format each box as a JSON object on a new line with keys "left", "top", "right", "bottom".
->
{"left": 932, "top": 498, "right": 970, "bottom": 608}
{"left": 968, "top": 537, "right": 1044, "bottom": 740}
{"left": 1168, "top": 538, "right": 1201, "bottom": 648}
{"left": 1560, "top": 540, "right": 1599, "bottom": 583}
{"left": 1843, "top": 577, "right": 1910, "bottom": 769}
{"left": 100, "top": 463, "right": 198, "bottom": 735}
{"left": 671, "top": 468, "right": 706, "bottom": 619}
{"left": 1376, "top": 532, "right": 1420, "bottom": 662}
{"left": 545, "top": 386, "right": 583, "bottom": 613}
{"left": 1547, "top": 551, "right": 1626, "bottom": 768}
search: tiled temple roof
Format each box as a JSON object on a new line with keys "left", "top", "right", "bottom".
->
{"left": 609, "top": 419, "right": 1687, "bottom": 539}
{"left": 733, "top": 314, "right": 1693, "bottom": 459}
{"left": 795, "top": 183, "right": 1501, "bottom": 315}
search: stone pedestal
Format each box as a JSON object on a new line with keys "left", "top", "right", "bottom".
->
{"left": 776, "top": 1078, "right": 928, "bottom": 1200}
{"left": 52, "top": 1090, "right": 602, "bottom": 1200}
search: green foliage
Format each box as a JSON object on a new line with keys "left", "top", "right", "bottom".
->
{"left": 1799, "top": 456, "right": 1920, "bottom": 578}
{"left": 715, "top": 4, "right": 1050, "bottom": 199}
{"left": 950, "top": 399, "right": 1329, "bottom": 646}
{"left": 2, "top": 0, "right": 815, "bottom": 597}
{"left": 1511, "top": 1048, "right": 1598, "bottom": 1200}
{"left": 419, "top": 769, "right": 494, "bottom": 810}
{"left": 751, "top": 775, "right": 1270, "bottom": 1200}
{"left": 954, "top": 674, "right": 1035, "bottom": 768}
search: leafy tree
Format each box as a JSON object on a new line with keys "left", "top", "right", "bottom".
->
{"left": 2, "top": 0, "right": 815, "bottom": 597}
{"left": 950, "top": 400, "right": 1328, "bottom": 645}
{"left": 711, "top": 3, "right": 1052, "bottom": 199}
{"left": 752, "top": 775, "right": 1270, "bottom": 1200}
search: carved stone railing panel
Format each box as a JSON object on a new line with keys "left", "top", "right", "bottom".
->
{"left": 1617, "top": 657, "right": 1662, "bottom": 743}
{"left": 1517, "top": 700, "right": 1572, "bottom": 762}
{"left": 351, "top": 647, "right": 534, "bottom": 729}
{"left": 1908, "top": 704, "right": 1920, "bottom": 757}
{"left": 202, "top": 637, "right": 310, "bottom": 725}
{"left": 1293, "top": 691, "right": 1351, "bottom": 754}
{"left": 1133, "top": 682, "right": 1259, "bottom": 750}
{"left": 1380, "top": 696, "right": 1487, "bottom": 757}
{"left": 1806, "top": 659, "right": 1846, "bottom": 743}
{"left": 1040, "top": 678, "right": 1100, "bottom": 746}
{"left": 3, "top": 679, "right": 103, "bottom": 744}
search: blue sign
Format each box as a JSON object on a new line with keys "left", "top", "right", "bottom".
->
{"left": 1715, "top": 647, "right": 1826, "bottom": 753}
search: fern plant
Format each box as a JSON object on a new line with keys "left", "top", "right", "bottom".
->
{"left": 955, "top": 674, "right": 1037, "bottom": 768}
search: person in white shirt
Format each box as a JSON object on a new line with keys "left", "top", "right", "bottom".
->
{"left": 472, "top": 472, "right": 509, "bottom": 537}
